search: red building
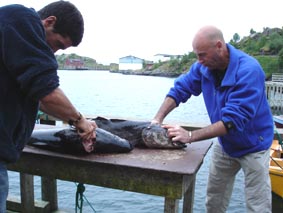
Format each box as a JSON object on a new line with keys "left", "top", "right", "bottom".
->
{"left": 64, "top": 58, "right": 85, "bottom": 70}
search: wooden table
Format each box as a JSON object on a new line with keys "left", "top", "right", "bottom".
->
{"left": 7, "top": 127, "right": 212, "bottom": 213}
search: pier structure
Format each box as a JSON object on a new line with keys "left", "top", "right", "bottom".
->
{"left": 266, "top": 81, "right": 283, "bottom": 114}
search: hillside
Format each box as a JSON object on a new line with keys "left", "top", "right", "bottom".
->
{"left": 123, "top": 27, "right": 283, "bottom": 78}
{"left": 55, "top": 27, "right": 283, "bottom": 78}
{"left": 55, "top": 53, "right": 111, "bottom": 70}
{"left": 232, "top": 27, "right": 283, "bottom": 78}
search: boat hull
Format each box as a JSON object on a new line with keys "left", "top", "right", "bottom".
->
{"left": 273, "top": 116, "right": 283, "bottom": 128}
{"left": 270, "top": 140, "right": 283, "bottom": 199}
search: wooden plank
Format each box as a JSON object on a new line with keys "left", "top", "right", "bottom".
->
{"left": 7, "top": 196, "right": 50, "bottom": 213}
{"left": 272, "top": 73, "right": 283, "bottom": 82}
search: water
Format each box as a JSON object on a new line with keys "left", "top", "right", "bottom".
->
{"left": 7, "top": 70, "right": 279, "bottom": 212}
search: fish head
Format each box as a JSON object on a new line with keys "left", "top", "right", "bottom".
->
{"left": 55, "top": 128, "right": 93, "bottom": 153}
{"left": 57, "top": 129, "right": 96, "bottom": 153}
{"left": 142, "top": 124, "right": 186, "bottom": 149}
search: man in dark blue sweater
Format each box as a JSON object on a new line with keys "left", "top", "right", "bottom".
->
{"left": 0, "top": 1, "right": 97, "bottom": 211}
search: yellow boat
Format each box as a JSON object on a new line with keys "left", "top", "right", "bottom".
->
{"left": 269, "top": 139, "right": 283, "bottom": 198}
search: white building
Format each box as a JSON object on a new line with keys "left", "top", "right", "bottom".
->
{"left": 119, "top": 55, "right": 144, "bottom": 70}
{"left": 152, "top": 54, "right": 182, "bottom": 63}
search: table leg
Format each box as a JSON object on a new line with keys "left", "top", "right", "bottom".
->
{"left": 182, "top": 175, "right": 196, "bottom": 213}
{"left": 164, "top": 197, "right": 179, "bottom": 213}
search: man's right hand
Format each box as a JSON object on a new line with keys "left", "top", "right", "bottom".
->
{"left": 76, "top": 118, "right": 97, "bottom": 140}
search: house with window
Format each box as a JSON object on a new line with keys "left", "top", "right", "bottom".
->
{"left": 119, "top": 55, "right": 144, "bottom": 70}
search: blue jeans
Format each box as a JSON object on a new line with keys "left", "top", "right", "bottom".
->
{"left": 0, "top": 162, "right": 8, "bottom": 213}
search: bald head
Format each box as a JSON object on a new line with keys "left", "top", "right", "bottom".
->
{"left": 193, "top": 25, "right": 225, "bottom": 50}
{"left": 192, "top": 26, "right": 229, "bottom": 70}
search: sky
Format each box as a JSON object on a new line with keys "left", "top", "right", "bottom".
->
{"left": 1, "top": 0, "right": 283, "bottom": 64}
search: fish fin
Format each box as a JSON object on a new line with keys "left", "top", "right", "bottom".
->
{"left": 93, "top": 116, "right": 108, "bottom": 121}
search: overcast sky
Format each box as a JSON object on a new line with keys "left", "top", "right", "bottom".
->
{"left": 1, "top": 0, "right": 283, "bottom": 64}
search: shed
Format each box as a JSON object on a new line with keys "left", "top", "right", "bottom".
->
{"left": 119, "top": 55, "right": 144, "bottom": 70}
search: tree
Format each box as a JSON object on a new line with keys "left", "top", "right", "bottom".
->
{"left": 250, "top": 28, "right": 256, "bottom": 35}
{"left": 233, "top": 33, "right": 240, "bottom": 43}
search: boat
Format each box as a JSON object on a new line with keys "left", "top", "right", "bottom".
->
{"left": 269, "top": 138, "right": 283, "bottom": 198}
{"left": 273, "top": 115, "right": 283, "bottom": 128}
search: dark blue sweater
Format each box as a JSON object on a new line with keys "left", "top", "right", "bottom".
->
{"left": 0, "top": 4, "right": 59, "bottom": 163}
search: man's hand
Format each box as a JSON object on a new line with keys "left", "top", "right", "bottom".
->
{"left": 76, "top": 118, "right": 97, "bottom": 140}
{"left": 162, "top": 124, "right": 192, "bottom": 144}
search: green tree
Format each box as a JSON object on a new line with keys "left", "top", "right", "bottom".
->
{"left": 233, "top": 33, "right": 240, "bottom": 43}
{"left": 269, "top": 32, "right": 283, "bottom": 54}
{"left": 250, "top": 28, "right": 256, "bottom": 35}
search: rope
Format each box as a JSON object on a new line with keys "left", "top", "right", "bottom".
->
{"left": 75, "top": 183, "right": 96, "bottom": 213}
{"left": 75, "top": 183, "right": 85, "bottom": 213}
{"left": 36, "top": 110, "right": 44, "bottom": 124}
{"left": 270, "top": 156, "right": 283, "bottom": 170}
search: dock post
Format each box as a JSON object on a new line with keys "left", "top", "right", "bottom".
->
{"left": 20, "top": 173, "right": 35, "bottom": 213}
{"left": 41, "top": 177, "right": 58, "bottom": 211}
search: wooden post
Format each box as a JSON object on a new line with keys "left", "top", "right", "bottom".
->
{"left": 41, "top": 177, "right": 58, "bottom": 211}
{"left": 20, "top": 173, "right": 35, "bottom": 213}
{"left": 164, "top": 198, "right": 179, "bottom": 213}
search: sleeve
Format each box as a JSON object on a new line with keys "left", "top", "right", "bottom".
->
{"left": 1, "top": 9, "right": 59, "bottom": 101}
{"left": 166, "top": 63, "right": 202, "bottom": 106}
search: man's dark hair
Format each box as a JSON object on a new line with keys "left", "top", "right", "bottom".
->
{"left": 37, "top": 1, "right": 84, "bottom": 46}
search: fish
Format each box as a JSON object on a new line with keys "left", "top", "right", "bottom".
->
{"left": 91, "top": 116, "right": 150, "bottom": 147}
{"left": 28, "top": 127, "right": 133, "bottom": 154}
{"left": 142, "top": 124, "right": 186, "bottom": 149}
{"left": 28, "top": 116, "right": 186, "bottom": 154}
{"left": 91, "top": 116, "right": 186, "bottom": 149}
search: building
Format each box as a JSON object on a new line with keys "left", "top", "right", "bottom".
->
{"left": 119, "top": 55, "right": 144, "bottom": 70}
{"left": 152, "top": 54, "right": 182, "bottom": 63}
{"left": 64, "top": 58, "right": 85, "bottom": 70}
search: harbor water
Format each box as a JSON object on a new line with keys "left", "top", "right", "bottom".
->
{"left": 8, "top": 70, "right": 282, "bottom": 212}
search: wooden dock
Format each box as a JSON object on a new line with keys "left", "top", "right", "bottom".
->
{"left": 7, "top": 124, "right": 212, "bottom": 213}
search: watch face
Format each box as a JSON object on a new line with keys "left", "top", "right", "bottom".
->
{"left": 225, "top": 121, "right": 234, "bottom": 130}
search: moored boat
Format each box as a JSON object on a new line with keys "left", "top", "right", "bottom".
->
{"left": 269, "top": 139, "right": 283, "bottom": 199}
{"left": 273, "top": 115, "right": 283, "bottom": 128}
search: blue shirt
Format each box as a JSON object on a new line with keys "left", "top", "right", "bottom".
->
{"left": 0, "top": 4, "right": 59, "bottom": 163}
{"left": 167, "top": 44, "right": 273, "bottom": 157}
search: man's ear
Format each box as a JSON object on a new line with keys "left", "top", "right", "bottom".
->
{"left": 42, "top": 16, "right": 57, "bottom": 28}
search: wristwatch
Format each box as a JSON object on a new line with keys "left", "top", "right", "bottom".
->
{"left": 68, "top": 112, "right": 82, "bottom": 126}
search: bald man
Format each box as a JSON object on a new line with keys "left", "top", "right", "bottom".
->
{"left": 152, "top": 26, "right": 273, "bottom": 212}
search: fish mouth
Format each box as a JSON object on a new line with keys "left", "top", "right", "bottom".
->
{"left": 82, "top": 138, "right": 95, "bottom": 153}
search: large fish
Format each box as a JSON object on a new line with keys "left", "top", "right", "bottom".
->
{"left": 28, "top": 116, "right": 186, "bottom": 154}
{"left": 29, "top": 127, "right": 133, "bottom": 154}
{"left": 92, "top": 116, "right": 186, "bottom": 149}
